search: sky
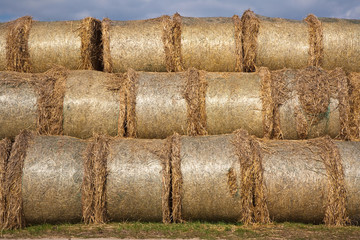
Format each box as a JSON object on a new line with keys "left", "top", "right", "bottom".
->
{"left": 0, "top": 0, "right": 360, "bottom": 22}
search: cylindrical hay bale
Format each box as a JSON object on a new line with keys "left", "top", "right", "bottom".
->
{"left": 262, "top": 140, "right": 328, "bottom": 223}
{"left": 0, "top": 23, "right": 8, "bottom": 71}
{"left": 262, "top": 139, "right": 358, "bottom": 224}
{"left": 28, "top": 18, "right": 102, "bottom": 73}
{"left": 180, "top": 135, "right": 242, "bottom": 221}
{"left": 337, "top": 141, "right": 360, "bottom": 224}
{"left": 272, "top": 68, "right": 341, "bottom": 139}
{"left": 135, "top": 72, "right": 188, "bottom": 138}
{"left": 107, "top": 138, "right": 166, "bottom": 221}
{"left": 320, "top": 18, "right": 360, "bottom": 72}
{"left": 0, "top": 72, "right": 38, "bottom": 139}
{"left": 241, "top": 10, "right": 310, "bottom": 71}
{"left": 103, "top": 17, "right": 167, "bottom": 73}
{"left": 21, "top": 135, "right": 86, "bottom": 224}
{"left": 205, "top": 72, "right": 264, "bottom": 136}
{"left": 63, "top": 70, "right": 121, "bottom": 138}
{"left": 181, "top": 17, "right": 237, "bottom": 72}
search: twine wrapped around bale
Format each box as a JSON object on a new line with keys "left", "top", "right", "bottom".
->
{"left": 162, "top": 13, "right": 183, "bottom": 72}
{"left": 320, "top": 17, "right": 360, "bottom": 72}
{"left": 232, "top": 130, "right": 270, "bottom": 224}
{"left": 348, "top": 73, "right": 360, "bottom": 140}
{"left": 241, "top": 10, "right": 310, "bottom": 71}
{"left": 5, "top": 16, "right": 33, "bottom": 72}
{"left": 180, "top": 16, "right": 238, "bottom": 72}
{"left": 82, "top": 134, "right": 109, "bottom": 224}
{"left": 271, "top": 67, "right": 346, "bottom": 139}
{"left": 304, "top": 14, "right": 323, "bottom": 67}
{"left": 28, "top": 18, "right": 102, "bottom": 73}
{"left": 102, "top": 17, "right": 168, "bottom": 73}
{"left": 106, "top": 138, "right": 168, "bottom": 222}
{"left": 2, "top": 130, "right": 33, "bottom": 229}
{"left": 0, "top": 138, "right": 12, "bottom": 227}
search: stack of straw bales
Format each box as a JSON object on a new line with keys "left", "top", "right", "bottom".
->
{"left": 0, "top": 9, "right": 360, "bottom": 230}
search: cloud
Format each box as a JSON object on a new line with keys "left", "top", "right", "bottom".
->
{"left": 0, "top": 0, "right": 359, "bottom": 22}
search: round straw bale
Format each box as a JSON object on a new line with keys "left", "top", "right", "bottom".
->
{"left": 28, "top": 21, "right": 82, "bottom": 72}
{"left": 0, "top": 72, "right": 38, "bottom": 139}
{"left": 0, "top": 23, "right": 7, "bottom": 71}
{"left": 107, "top": 138, "right": 166, "bottom": 221}
{"left": 63, "top": 70, "right": 121, "bottom": 138}
{"left": 135, "top": 72, "right": 188, "bottom": 138}
{"left": 181, "top": 17, "right": 237, "bottom": 72}
{"left": 28, "top": 18, "right": 101, "bottom": 73}
{"left": 262, "top": 140, "right": 328, "bottom": 223}
{"left": 103, "top": 17, "right": 167, "bottom": 73}
{"left": 336, "top": 141, "right": 360, "bottom": 224}
{"left": 320, "top": 18, "right": 360, "bottom": 72}
{"left": 205, "top": 72, "right": 264, "bottom": 137}
{"left": 273, "top": 69, "right": 340, "bottom": 139}
{"left": 21, "top": 135, "right": 86, "bottom": 224}
{"left": 256, "top": 16, "right": 309, "bottom": 70}
{"left": 180, "top": 134, "right": 242, "bottom": 221}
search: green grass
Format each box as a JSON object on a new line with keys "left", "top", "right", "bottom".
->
{"left": 1, "top": 221, "right": 359, "bottom": 239}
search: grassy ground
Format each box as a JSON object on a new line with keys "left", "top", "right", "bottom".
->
{"left": 1, "top": 221, "right": 360, "bottom": 239}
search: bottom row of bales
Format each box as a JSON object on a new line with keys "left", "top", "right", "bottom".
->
{"left": 0, "top": 130, "right": 359, "bottom": 229}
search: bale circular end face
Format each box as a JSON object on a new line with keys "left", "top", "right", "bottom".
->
{"left": 22, "top": 135, "right": 86, "bottom": 224}
{"left": 181, "top": 17, "right": 237, "bottom": 72}
{"left": 106, "top": 17, "right": 167, "bottom": 72}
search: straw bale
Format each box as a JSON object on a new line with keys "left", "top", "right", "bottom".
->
{"left": 257, "top": 15, "right": 309, "bottom": 70}
{"left": 0, "top": 23, "right": 8, "bottom": 71}
{"left": 261, "top": 138, "right": 360, "bottom": 224}
{"left": 181, "top": 16, "right": 237, "bottom": 72}
{"left": 0, "top": 138, "right": 12, "bottom": 227}
{"left": 103, "top": 17, "right": 167, "bottom": 73}
{"left": 348, "top": 72, "right": 360, "bottom": 139}
{"left": 5, "top": 16, "right": 32, "bottom": 72}
{"left": 21, "top": 135, "right": 86, "bottom": 224}
{"left": 0, "top": 72, "right": 38, "bottom": 139}
{"left": 272, "top": 67, "right": 340, "bottom": 139}
{"left": 336, "top": 141, "right": 360, "bottom": 224}
{"left": 63, "top": 70, "right": 121, "bottom": 138}
{"left": 205, "top": 72, "right": 264, "bottom": 137}
{"left": 320, "top": 17, "right": 360, "bottom": 72}
{"left": 28, "top": 18, "right": 101, "bottom": 73}
{"left": 180, "top": 134, "right": 242, "bottom": 221}
{"left": 106, "top": 138, "right": 166, "bottom": 221}
{"left": 3, "top": 130, "right": 33, "bottom": 229}
{"left": 82, "top": 134, "right": 109, "bottom": 224}
{"left": 135, "top": 71, "right": 188, "bottom": 138}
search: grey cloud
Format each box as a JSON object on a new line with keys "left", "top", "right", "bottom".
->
{"left": 0, "top": 0, "right": 359, "bottom": 22}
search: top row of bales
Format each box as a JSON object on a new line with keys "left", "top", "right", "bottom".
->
{"left": 0, "top": 10, "right": 360, "bottom": 73}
